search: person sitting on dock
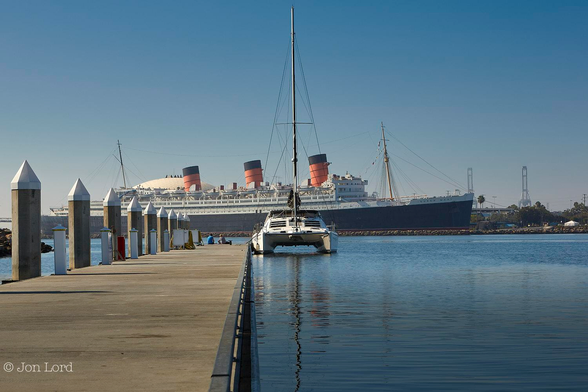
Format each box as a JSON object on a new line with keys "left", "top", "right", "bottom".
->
{"left": 218, "top": 234, "right": 232, "bottom": 245}
{"left": 207, "top": 234, "right": 215, "bottom": 244}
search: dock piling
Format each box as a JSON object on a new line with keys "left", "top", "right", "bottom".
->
{"left": 127, "top": 196, "right": 143, "bottom": 257}
{"left": 177, "top": 213, "right": 184, "bottom": 230}
{"left": 10, "top": 160, "right": 42, "bottom": 281}
{"left": 150, "top": 229, "right": 157, "bottom": 255}
{"left": 100, "top": 227, "right": 112, "bottom": 265}
{"left": 68, "top": 178, "right": 91, "bottom": 269}
{"left": 157, "top": 207, "right": 168, "bottom": 252}
{"left": 53, "top": 225, "right": 67, "bottom": 275}
{"left": 168, "top": 209, "right": 177, "bottom": 240}
{"left": 143, "top": 202, "right": 157, "bottom": 255}
{"left": 103, "top": 188, "right": 122, "bottom": 261}
{"left": 163, "top": 230, "right": 170, "bottom": 252}
{"left": 130, "top": 228, "right": 138, "bottom": 259}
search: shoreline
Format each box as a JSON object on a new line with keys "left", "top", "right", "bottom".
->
{"left": 203, "top": 226, "right": 588, "bottom": 237}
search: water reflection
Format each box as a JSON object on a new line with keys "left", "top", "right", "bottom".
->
{"left": 291, "top": 257, "right": 302, "bottom": 392}
{"left": 254, "top": 235, "right": 588, "bottom": 391}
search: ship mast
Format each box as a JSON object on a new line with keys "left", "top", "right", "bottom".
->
{"left": 381, "top": 123, "right": 394, "bottom": 200}
{"left": 291, "top": 6, "right": 299, "bottom": 229}
{"left": 117, "top": 140, "right": 128, "bottom": 189}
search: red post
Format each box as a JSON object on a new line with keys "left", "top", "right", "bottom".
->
{"left": 117, "top": 236, "right": 125, "bottom": 261}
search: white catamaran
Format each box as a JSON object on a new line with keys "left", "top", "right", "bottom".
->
{"left": 251, "top": 7, "right": 338, "bottom": 254}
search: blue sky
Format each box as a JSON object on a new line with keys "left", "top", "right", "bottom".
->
{"left": 1, "top": 0, "right": 587, "bottom": 216}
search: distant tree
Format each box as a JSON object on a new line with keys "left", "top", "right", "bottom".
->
{"left": 508, "top": 204, "right": 519, "bottom": 210}
{"left": 477, "top": 195, "right": 486, "bottom": 208}
{"left": 517, "top": 201, "right": 557, "bottom": 226}
{"left": 562, "top": 202, "right": 588, "bottom": 224}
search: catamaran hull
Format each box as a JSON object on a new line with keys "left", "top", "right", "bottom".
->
{"left": 251, "top": 231, "right": 338, "bottom": 254}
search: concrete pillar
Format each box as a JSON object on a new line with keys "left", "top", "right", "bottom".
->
{"left": 103, "top": 188, "right": 122, "bottom": 261}
{"left": 177, "top": 213, "right": 184, "bottom": 231}
{"left": 53, "top": 225, "right": 67, "bottom": 275}
{"left": 67, "top": 178, "right": 91, "bottom": 269}
{"left": 127, "top": 196, "right": 143, "bottom": 257}
{"left": 11, "top": 160, "right": 41, "bottom": 281}
{"left": 168, "top": 209, "right": 177, "bottom": 238}
{"left": 129, "top": 228, "right": 138, "bottom": 259}
{"left": 100, "top": 227, "right": 111, "bottom": 265}
{"left": 157, "top": 207, "right": 168, "bottom": 252}
{"left": 149, "top": 229, "right": 157, "bottom": 255}
{"left": 143, "top": 202, "right": 157, "bottom": 255}
{"left": 163, "top": 230, "right": 170, "bottom": 252}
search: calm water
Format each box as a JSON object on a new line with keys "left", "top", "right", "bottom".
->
{"left": 253, "top": 235, "right": 588, "bottom": 391}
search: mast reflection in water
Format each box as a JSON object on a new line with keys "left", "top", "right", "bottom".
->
{"left": 253, "top": 236, "right": 588, "bottom": 391}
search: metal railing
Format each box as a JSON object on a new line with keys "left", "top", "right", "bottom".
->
{"left": 209, "top": 245, "right": 258, "bottom": 392}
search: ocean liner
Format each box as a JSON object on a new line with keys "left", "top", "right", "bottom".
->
{"left": 48, "top": 145, "right": 473, "bottom": 234}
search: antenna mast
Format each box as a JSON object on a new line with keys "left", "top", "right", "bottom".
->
{"left": 291, "top": 6, "right": 298, "bottom": 228}
{"left": 381, "top": 123, "right": 394, "bottom": 200}
{"left": 117, "top": 140, "right": 127, "bottom": 188}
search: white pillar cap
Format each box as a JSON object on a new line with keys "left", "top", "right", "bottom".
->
{"left": 127, "top": 196, "right": 142, "bottom": 212}
{"left": 100, "top": 227, "right": 111, "bottom": 232}
{"left": 52, "top": 224, "right": 67, "bottom": 231}
{"left": 11, "top": 160, "right": 41, "bottom": 190}
{"left": 68, "top": 179, "right": 90, "bottom": 201}
{"left": 168, "top": 209, "right": 177, "bottom": 219}
{"left": 103, "top": 188, "right": 121, "bottom": 206}
{"left": 143, "top": 201, "right": 156, "bottom": 215}
{"left": 157, "top": 206, "right": 168, "bottom": 218}
{"left": 130, "top": 228, "right": 138, "bottom": 232}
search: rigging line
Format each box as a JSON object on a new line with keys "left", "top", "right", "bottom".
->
{"left": 389, "top": 160, "right": 409, "bottom": 197}
{"left": 122, "top": 150, "right": 148, "bottom": 182}
{"left": 265, "top": 40, "right": 293, "bottom": 175}
{"left": 116, "top": 162, "right": 143, "bottom": 186}
{"left": 295, "top": 40, "right": 321, "bottom": 154}
{"left": 270, "top": 137, "right": 289, "bottom": 186}
{"left": 293, "top": 83, "right": 315, "bottom": 151}
{"left": 272, "top": 76, "right": 293, "bottom": 183}
{"left": 84, "top": 148, "right": 118, "bottom": 185}
{"left": 106, "top": 158, "right": 119, "bottom": 193}
{"left": 389, "top": 154, "right": 424, "bottom": 194}
{"left": 391, "top": 152, "right": 464, "bottom": 190}
{"left": 385, "top": 129, "right": 466, "bottom": 190}
{"left": 390, "top": 159, "right": 424, "bottom": 195}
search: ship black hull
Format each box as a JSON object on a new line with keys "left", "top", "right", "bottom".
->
{"left": 41, "top": 200, "right": 472, "bottom": 236}
{"left": 188, "top": 199, "right": 473, "bottom": 233}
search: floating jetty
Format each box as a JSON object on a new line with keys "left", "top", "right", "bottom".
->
{"left": 0, "top": 246, "right": 250, "bottom": 391}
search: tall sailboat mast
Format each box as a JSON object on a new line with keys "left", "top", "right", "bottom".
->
{"left": 117, "top": 140, "right": 128, "bottom": 189}
{"left": 381, "top": 123, "right": 394, "bottom": 200}
{"left": 291, "top": 6, "right": 299, "bottom": 228}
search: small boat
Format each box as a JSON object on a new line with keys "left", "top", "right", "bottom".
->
{"left": 251, "top": 7, "right": 338, "bottom": 254}
{"left": 252, "top": 209, "right": 338, "bottom": 254}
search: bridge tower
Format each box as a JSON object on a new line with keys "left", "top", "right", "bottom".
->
{"left": 467, "top": 167, "right": 476, "bottom": 208}
{"left": 519, "top": 166, "right": 532, "bottom": 208}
